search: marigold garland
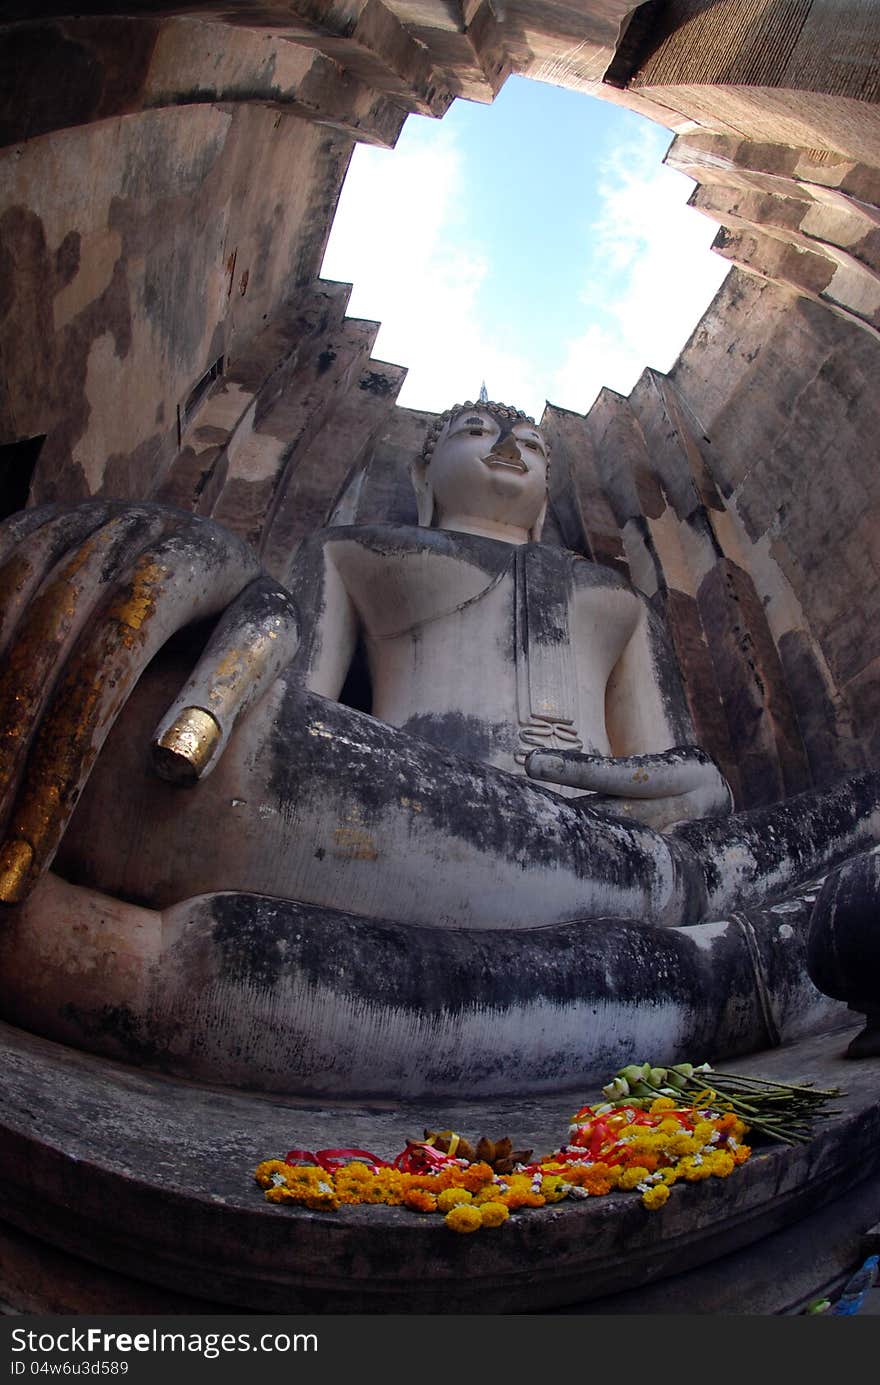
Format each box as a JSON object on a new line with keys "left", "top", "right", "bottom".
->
{"left": 254, "top": 1092, "right": 752, "bottom": 1231}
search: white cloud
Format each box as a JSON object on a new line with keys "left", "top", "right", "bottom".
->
{"left": 321, "top": 135, "right": 542, "bottom": 415}
{"left": 322, "top": 113, "right": 729, "bottom": 421}
{"left": 549, "top": 125, "right": 729, "bottom": 413}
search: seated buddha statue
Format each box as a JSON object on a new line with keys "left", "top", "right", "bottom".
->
{"left": 0, "top": 400, "right": 877, "bottom": 1095}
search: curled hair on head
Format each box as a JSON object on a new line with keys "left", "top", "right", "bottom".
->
{"left": 421, "top": 400, "right": 537, "bottom": 462}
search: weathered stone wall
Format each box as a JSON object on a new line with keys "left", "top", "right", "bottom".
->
{"left": 670, "top": 269, "right": 880, "bottom": 781}
{"left": 0, "top": 103, "right": 354, "bottom": 506}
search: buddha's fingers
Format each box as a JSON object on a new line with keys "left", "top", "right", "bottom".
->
{"left": 151, "top": 575, "right": 300, "bottom": 784}
{"left": 0, "top": 509, "right": 174, "bottom": 827}
{"left": 0, "top": 522, "right": 261, "bottom": 905}
{"left": 526, "top": 745, "right": 732, "bottom": 807}
{"left": 0, "top": 502, "right": 125, "bottom": 652}
{"left": 0, "top": 504, "right": 62, "bottom": 562}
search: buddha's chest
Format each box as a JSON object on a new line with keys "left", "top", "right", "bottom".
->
{"left": 326, "top": 534, "right": 638, "bottom": 760}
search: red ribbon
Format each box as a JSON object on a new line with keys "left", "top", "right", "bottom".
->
{"left": 285, "top": 1147, "right": 391, "bottom": 1173}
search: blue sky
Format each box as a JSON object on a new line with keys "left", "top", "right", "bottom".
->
{"left": 321, "top": 75, "right": 729, "bottom": 419}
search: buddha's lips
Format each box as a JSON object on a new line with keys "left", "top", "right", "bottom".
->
{"left": 482, "top": 452, "right": 527, "bottom": 473}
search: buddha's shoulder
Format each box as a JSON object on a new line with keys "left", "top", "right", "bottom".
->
{"left": 306, "top": 523, "right": 515, "bottom": 574}
{"left": 569, "top": 553, "right": 641, "bottom": 597}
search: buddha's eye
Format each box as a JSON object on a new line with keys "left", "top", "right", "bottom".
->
{"left": 524, "top": 441, "right": 539, "bottom": 451}
{"left": 469, "top": 427, "right": 484, "bottom": 436}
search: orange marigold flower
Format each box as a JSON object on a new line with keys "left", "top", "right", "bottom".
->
{"left": 402, "top": 1189, "right": 438, "bottom": 1213}
{"left": 458, "top": 1162, "right": 496, "bottom": 1192}
{"left": 627, "top": 1148, "right": 660, "bottom": 1173}
{"left": 504, "top": 1191, "right": 545, "bottom": 1209}
{"left": 445, "top": 1204, "right": 483, "bottom": 1234}
{"left": 564, "top": 1161, "right": 620, "bottom": 1195}
{"left": 733, "top": 1144, "right": 752, "bottom": 1165}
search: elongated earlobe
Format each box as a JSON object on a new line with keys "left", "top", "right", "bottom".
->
{"left": 528, "top": 491, "right": 548, "bottom": 542}
{"left": 409, "top": 457, "right": 436, "bottom": 527}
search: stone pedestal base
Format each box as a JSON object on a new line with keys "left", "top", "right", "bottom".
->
{"left": 1, "top": 1021, "right": 877, "bottom": 1314}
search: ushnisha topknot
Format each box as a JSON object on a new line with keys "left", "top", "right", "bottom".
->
{"left": 421, "top": 400, "right": 537, "bottom": 461}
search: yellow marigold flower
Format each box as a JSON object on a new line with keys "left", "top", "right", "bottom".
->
{"left": 264, "top": 1184, "right": 297, "bottom": 1204}
{"left": 473, "top": 1185, "right": 502, "bottom": 1206}
{"left": 437, "top": 1187, "right": 473, "bottom": 1212}
{"left": 641, "top": 1184, "right": 671, "bottom": 1211}
{"left": 618, "top": 1166, "right": 651, "bottom": 1191}
{"left": 649, "top": 1097, "right": 677, "bottom": 1114}
{"left": 369, "top": 1170, "right": 404, "bottom": 1204}
{"left": 303, "top": 1191, "right": 341, "bottom": 1211}
{"left": 694, "top": 1121, "right": 716, "bottom": 1144}
{"left": 287, "top": 1165, "right": 323, "bottom": 1186}
{"left": 660, "top": 1167, "right": 678, "bottom": 1185}
{"left": 706, "top": 1150, "right": 735, "bottom": 1177}
{"left": 255, "top": 1159, "right": 294, "bottom": 1189}
{"left": 479, "top": 1202, "right": 511, "bottom": 1228}
{"left": 402, "top": 1189, "right": 438, "bottom": 1213}
{"left": 339, "top": 1161, "right": 372, "bottom": 1179}
{"left": 657, "top": 1117, "right": 682, "bottom": 1135}
{"left": 445, "top": 1203, "right": 483, "bottom": 1233}
{"left": 504, "top": 1174, "right": 533, "bottom": 1195}
{"left": 540, "top": 1175, "right": 569, "bottom": 1204}
{"left": 666, "top": 1133, "right": 698, "bottom": 1157}
{"left": 677, "top": 1156, "right": 712, "bottom": 1183}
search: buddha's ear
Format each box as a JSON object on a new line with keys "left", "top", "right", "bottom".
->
{"left": 409, "top": 457, "right": 435, "bottom": 527}
{"left": 529, "top": 490, "right": 548, "bottom": 543}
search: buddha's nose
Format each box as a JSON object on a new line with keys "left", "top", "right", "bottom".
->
{"left": 490, "top": 428, "right": 523, "bottom": 461}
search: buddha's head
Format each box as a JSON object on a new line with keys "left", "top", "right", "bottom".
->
{"left": 411, "top": 400, "right": 549, "bottom": 542}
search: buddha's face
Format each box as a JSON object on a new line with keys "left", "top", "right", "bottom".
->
{"left": 426, "top": 408, "right": 549, "bottom": 535}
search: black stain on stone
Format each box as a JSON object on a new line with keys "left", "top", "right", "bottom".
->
{"left": 54, "top": 229, "right": 81, "bottom": 288}
{"left": 59, "top": 1001, "right": 161, "bottom": 1063}
{"left": 359, "top": 370, "right": 396, "bottom": 396}
{"left": 673, "top": 768, "right": 880, "bottom": 911}
{"left": 402, "top": 711, "right": 518, "bottom": 764}
{"left": 316, "top": 348, "right": 337, "bottom": 374}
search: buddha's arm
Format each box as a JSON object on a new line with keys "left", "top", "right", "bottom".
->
{"left": 282, "top": 534, "right": 359, "bottom": 699}
{"left": 527, "top": 598, "right": 732, "bottom": 829}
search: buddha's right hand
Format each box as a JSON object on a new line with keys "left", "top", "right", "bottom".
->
{"left": 0, "top": 502, "right": 298, "bottom": 905}
{"left": 524, "top": 745, "right": 733, "bottom": 829}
